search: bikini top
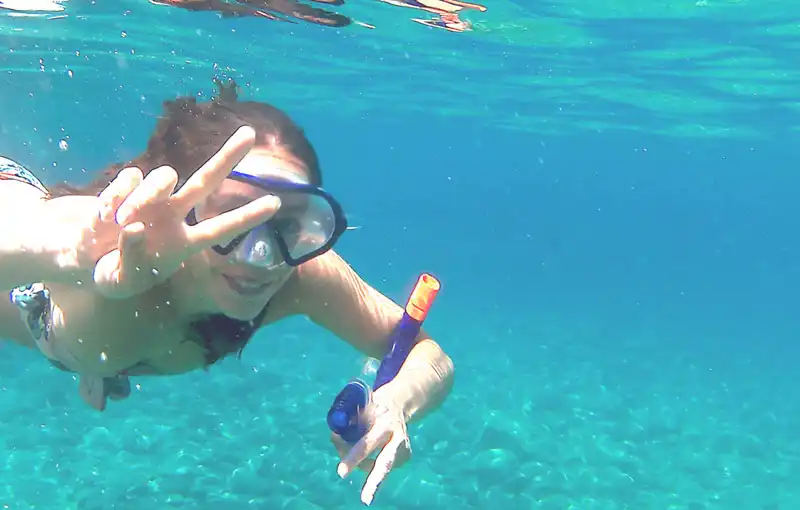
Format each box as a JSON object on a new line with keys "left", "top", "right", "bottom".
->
{"left": 11, "top": 282, "right": 270, "bottom": 370}
{"left": 189, "top": 303, "right": 270, "bottom": 366}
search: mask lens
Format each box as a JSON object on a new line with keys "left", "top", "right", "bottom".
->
{"left": 272, "top": 193, "right": 338, "bottom": 261}
{"left": 193, "top": 176, "right": 345, "bottom": 265}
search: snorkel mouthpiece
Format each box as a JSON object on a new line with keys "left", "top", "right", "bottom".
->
{"left": 327, "top": 379, "right": 372, "bottom": 444}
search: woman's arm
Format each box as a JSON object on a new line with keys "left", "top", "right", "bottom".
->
{"left": 269, "top": 250, "right": 454, "bottom": 422}
{"left": 0, "top": 173, "right": 74, "bottom": 342}
{"left": 0, "top": 181, "right": 61, "bottom": 290}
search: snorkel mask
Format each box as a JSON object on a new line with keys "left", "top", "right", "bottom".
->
{"left": 186, "top": 168, "right": 348, "bottom": 270}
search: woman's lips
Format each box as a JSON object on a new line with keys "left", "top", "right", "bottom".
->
{"left": 222, "top": 274, "right": 271, "bottom": 296}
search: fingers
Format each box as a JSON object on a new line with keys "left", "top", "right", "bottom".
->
{"left": 116, "top": 222, "right": 149, "bottom": 291}
{"left": 93, "top": 222, "right": 148, "bottom": 299}
{"left": 331, "top": 433, "right": 377, "bottom": 473}
{"left": 93, "top": 248, "right": 121, "bottom": 296}
{"left": 186, "top": 194, "right": 281, "bottom": 250}
{"left": 170, "top": 126, "right": 256, "bottom": 215}
{"left": 338, "top": 421, "right": 391, "bottom": 479}
{"left": 78, "top": 375, "right": 108, "bottom": 412}
{"left": 361, "top": 437, "right": 404, "bottom": 506}
{"left": 98, "top": 167, "right": 143, "bottom": 222}
{"left": 116, "top": 166, "right": 179, "bottom": 225}
{"left": 331, "top": 433, "right": 350, "bottom": 458}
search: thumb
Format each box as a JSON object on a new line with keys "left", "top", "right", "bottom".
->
{"left": 331, "top": 433, "right": 377, "bottom": 473}
{"left": 94, "top": 222, "right": 148, "bottom": 299}
{"left": 117, "top": 222, "right": 150, "bottom": 294}
{"left": 93, "top": 249, "right": 122, "bottom": 296}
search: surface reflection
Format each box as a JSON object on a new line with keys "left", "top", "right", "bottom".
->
{"left": 150, "top": 0, "right": 350, "bottom": 27}
{"left": 149, "top": 0, "right": 487, "bottom": 32}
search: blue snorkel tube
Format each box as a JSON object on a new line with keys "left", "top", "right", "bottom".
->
{"left": 327, "top": 273, "right": 441, "bottom": 444}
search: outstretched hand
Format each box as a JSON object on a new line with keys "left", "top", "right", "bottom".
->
{"left": 331, "top": 396, "right": 412, "bottom": 506}
{"left": 93, "top": 126, "right": 281, "bottom": 299}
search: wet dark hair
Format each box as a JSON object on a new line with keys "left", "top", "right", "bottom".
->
{"left": 49, "top": 78, "right": 321, "bottom": 198}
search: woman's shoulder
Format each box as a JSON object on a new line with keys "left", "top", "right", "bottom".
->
{"left": 260, "top": 251, "right": 348, "bottom": 324}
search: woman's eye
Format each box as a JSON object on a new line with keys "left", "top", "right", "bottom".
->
{"left": 274, "top": 217, "right": 302, "bottom": 232}
{"left": 212, "top": 200, "right": 250, "bottom": 214}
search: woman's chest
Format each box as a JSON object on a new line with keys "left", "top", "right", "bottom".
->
{"left": 41, "top": 285, "right": 187, "bottom": 376}
{"left": 14, "top": 283, "right": 268, "bottom": 377}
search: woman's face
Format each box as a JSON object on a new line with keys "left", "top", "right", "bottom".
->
{"left": 189, "top": 145, "right": 312, "bottom": 320}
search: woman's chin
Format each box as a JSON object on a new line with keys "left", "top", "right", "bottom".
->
{"left": 213, "top": 274, "right": 277, "bottom": 320}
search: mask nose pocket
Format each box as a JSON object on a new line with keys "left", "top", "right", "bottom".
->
{"left": 232, "top": 224, "right": 279, "bottom": 268}
{"left": 247, "top": 238, "right": 272, "bottom": 266}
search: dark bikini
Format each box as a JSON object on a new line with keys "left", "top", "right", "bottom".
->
{"left": 188, "top": 303, "right": 270, "bottom": 366}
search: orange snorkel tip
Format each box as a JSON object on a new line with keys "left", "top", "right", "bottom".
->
{"left": 405, "top": 273, "right": 441, "bottom": 322}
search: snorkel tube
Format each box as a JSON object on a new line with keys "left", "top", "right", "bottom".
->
{"left": 327, "top": 273, "right": 441, "bottom": 444}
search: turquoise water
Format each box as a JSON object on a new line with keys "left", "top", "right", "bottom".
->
{"left": 1, "top": 0, "right": 799, "bottom": 508}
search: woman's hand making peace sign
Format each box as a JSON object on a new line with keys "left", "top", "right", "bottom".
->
{"left": 92, "top": 126, "right": 281, "bottom": 299}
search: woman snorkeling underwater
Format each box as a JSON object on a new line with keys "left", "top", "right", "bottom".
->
{"left": 0, "top": 79, "right": 453, "bottom": 505}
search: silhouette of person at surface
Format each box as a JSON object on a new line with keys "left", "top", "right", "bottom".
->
{"left": 411, "top": 12, "right": 472, "bottom": 32}
{"left": 376, "top": 0, "right": 485, "bottom": 32}
{"left": 150, "top": 0, "right": 486, "bottom": 32}
{"left": 239, "top": 0, "right": 350, "bottom": 26}
{"left": 150, "top": 0, "right": 351, "bottom": 27}
{"left": 379, "top": 0, "right": 486, "bottom": 15}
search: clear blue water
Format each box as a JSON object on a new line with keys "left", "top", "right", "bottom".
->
{"left": 0, "top": 0, "right": 799, "bottom": 508}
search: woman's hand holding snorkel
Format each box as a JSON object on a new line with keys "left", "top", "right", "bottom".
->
{"left": 331, "top": 390, "right": 412, "bottom": 506}
{"left": 325, "top": 274, "right": 442, "bottom": 506}
{"left": 92, "top": 126, "right": 281, "bottom": 299}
